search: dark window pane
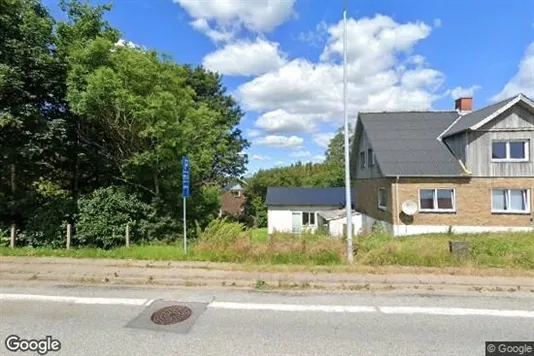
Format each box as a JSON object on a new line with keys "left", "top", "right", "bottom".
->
{"left": 368, "top": 149, "right": 374, "bottom": 166}
{"left": 437, "top": 189, "right": 453, "bottom": 209}
{"left": 378, "top": 189, "right": 387, "bottom": 207}
{"left": 492, "top": 142, "right": 507, "bottom": 159}
{"left": 509, "top": 142, "right": 526, "bottom": 159}
{"left": 309, "top": 213, "right": 315, "bottom": 225}
{"left": 360, "top": 152, "right": 366, "bottom": 168}
{"left": 302, "top": 212, "right": 309, "bottom": 225}
{"left": 420, "top": 189, "right": 435, "bottom": 210}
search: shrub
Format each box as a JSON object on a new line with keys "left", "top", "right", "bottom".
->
{"left": 75, "top": 186, "right": 158, "bottom": 249}
{"left": 0, "top": 227, "right": 9, "bottom": 247}
{"left": 19, "top": 181, "right": 75, "bottom": 248}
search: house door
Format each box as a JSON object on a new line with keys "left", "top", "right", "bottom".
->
{"left": 292, "top": 212, "right": 302, "bottom": 234}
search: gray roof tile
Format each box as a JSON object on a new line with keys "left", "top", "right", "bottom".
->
{"left": 359, "top": 111, "right": 464, "bottom": 177}
{"left": 266, "top": 187, "right": 354, "bottom": 207}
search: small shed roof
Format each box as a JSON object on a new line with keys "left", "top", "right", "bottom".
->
{"left": 266, "top": 187, "right": 354, "bottom": 207}
{"left": 317, "top": 208, "right": 358, "bottom": 221}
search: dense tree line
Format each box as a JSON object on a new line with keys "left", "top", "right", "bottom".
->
{"left": 0, "top": 0, "right": 248, "bottom": 247}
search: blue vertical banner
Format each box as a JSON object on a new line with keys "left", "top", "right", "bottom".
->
{"left": 182, "top": 156, "right": 189, "bottom": 253}
{"left": 182, "top": 156, "right": 190, "bottom": 198}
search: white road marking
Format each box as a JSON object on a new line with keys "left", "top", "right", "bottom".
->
{"left": 1, "top": 294, "right": 533, "bottom": 318}
{"left": 378, "top": 306, "right": 534, "bottom": 318}
{"left": 209, "top": 301, "right": 377, "bottom": 313}
{"left": 0, "top": 293, "right": 148, "bottom": 306}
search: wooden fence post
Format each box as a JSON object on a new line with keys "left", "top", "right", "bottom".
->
{"left": 66, "top": 224, "right": 72, "bottom": 250}
{"left": 10, "top": 223, "right": 15, "bottom": 249}
{"left": 125, "top": 223, "right": 130, "bottom": 247}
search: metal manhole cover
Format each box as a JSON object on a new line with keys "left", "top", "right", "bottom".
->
{"left": 151, "top": 305, "right": 192, "bottom": 325}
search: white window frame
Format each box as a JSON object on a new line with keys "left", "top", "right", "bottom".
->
{"left": 359, "top": 151, "right": 366, "bottom": 169}
{"left": 418, "top": 188, "right": 456, "bottom": 213}
{"left": 491, "top": 188, "right": 531, "bottom": 214}
{"left": 377, "top": 188, "right": 387, "bottom": 211}
{"left": 301, "top": 211, "right": 317, "bottom": 226}
{"left": 368, "top": 148, "right": 374, "bottom": 167}
{"left": 232, "top": 190, "right": 241, "bottom": 198}
{"left": 491, "top": 140, "right": 529, "bottom": 162}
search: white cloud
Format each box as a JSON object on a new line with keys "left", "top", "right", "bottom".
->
{"left": 202, "top": 38, "right": 286, "bottom": 76}
{"left": 175, "top": 0, "right": 296, "bottom": 42}
{"left": 251, "top": 154, "right": 271, "bottom": 161}
{"left": 297, "top": 21, "right": 328, "bottom": 47}
{"left": 116, "top": 39, "right": 138, "bottom": 48}
{"left": 401, "top": 68, "right": 444, "bottom": 90}
{"left": 492, "top": 42, "right": 534, "bottom": 102}
{"left": 254, "top": 135, "right": 304, "bottom": 148}
{"left": 246, "top": 129, "right": 262, "bottom": 138}
{"left": 433, "top": 18, "right": 442, "bottom": 28}
{"left": 190, "top": 18, "right": 235, "bottom": 42}
{"left": 312, "top": 155, "right": 325, "bottom": 162}
{"left": 313, "top": 132, "right": 335, "bottom": 148}
{"left": 239, "top": 15, "right": 444, "bottom": 134}
{"left": 255, "top": 109, "right": 325, "bottom": 133}
{"left": 320, "top": 15, "right": 431, "bottom": 66}
{"left": 290, "top": 150, "right": 312, "bottom": 158}
{"left": 407, "top": 55, "right": 426, "bottom": 66}
{"left": 450, "top": 85, "right": 481, "bottom": 99}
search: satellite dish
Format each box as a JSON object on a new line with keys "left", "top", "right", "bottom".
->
{"left": 401, "top": 200, "right": 418, "bottom": 216}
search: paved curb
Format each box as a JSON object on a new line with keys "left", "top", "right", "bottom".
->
{"left": 1, "top": 256, "right": 533, "bottom": 295}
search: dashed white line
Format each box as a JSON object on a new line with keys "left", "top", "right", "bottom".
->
{"left": 1, "top": 294, "right": 533, "bottom": 318}
{"left": 378, "top": 306, "right": 534, "bottom": 318}
{"left": 208, "top": 301, "right": 377, "bottom": 313}
{"left": 0, "top": 293, "right": 148, "bottom": 306}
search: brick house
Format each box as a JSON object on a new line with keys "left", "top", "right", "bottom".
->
{"left": 352, "top": 94, "right": 534, "bottom": 235}
{"left": 219, "top": 181, "right": 246, "bottom": 218}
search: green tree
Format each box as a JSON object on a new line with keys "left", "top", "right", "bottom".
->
{"left": 0, "top": 0, "right": 64, "bottom": 233}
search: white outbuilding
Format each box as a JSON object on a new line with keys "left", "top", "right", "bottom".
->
{"left": 266, "top": 187, "right": 361, "bottom": 236}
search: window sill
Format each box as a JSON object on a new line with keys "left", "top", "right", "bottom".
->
{"left": 491, "top": 159, "right": 529, "bottom": 163}
{"left": 491, "top": 210, "right": 531, "bottom": 215}
{"left": 378, "top": 206, "right": 387, "bottom": 211}
{"left": 419, "top": 209, "right": 457, "bottom": 214}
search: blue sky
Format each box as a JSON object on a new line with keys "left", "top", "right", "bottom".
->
{"left": 43, "top": 0, "right": 534, "bottom": 175}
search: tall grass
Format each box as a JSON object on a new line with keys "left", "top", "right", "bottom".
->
{"left": 1, "top": 220, "right": 532, "bottom": 270}
{"left": 193, "top": 219, "right": 344, "bottom": 265}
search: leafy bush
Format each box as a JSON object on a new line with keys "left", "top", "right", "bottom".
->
{"left": 0, "top": 227, "right": 9, "bottom": 247}
{"left": 21, "top": 181, "right": 74, "bottom": 248}
{"left": 75, "top": 186, "right": 158, "bottom": 249}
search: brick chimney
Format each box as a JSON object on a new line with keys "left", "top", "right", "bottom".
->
{"left": 455, "top": 97, "right": 473, "bottom": 112}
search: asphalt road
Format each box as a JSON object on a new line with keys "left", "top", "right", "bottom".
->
{"left": 0, "top": 285, "right": 533, "bottom": 356}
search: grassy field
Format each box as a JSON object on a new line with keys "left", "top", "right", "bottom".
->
{"left": 1, "top": 225, "right": 533, "bottom": 270}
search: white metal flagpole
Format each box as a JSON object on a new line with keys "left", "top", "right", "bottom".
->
{"left": 343, "top": 0, "right": 354, "bottom": 263}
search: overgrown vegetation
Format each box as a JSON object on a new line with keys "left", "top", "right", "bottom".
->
{"left": 1, "top": 0, "right": 248, "bottom": 247}
{"left": 2, "top": 219, "right": 532, "bottom": 270}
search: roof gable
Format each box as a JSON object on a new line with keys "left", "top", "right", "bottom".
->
{"left": 443, "top": 94, "right": 533, "bottom": 137}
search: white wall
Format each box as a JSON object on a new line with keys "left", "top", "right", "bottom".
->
{"left": 360, "top": 214, "right": 394, "bottom": 234}
{"left": 393, "top": 224, "right": 534, "bottom": 236}
{"left": 267, "top": 205, "right": 340, "bottom": 234}
{"left": 329, "top": 214, "right": 363, "bottom": 237}
{"left": 359, "top": 213, "right": 533, "bottom": 236}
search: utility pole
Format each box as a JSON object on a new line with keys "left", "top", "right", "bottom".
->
{"left": 343, "top": 0, "right": 354, "bottom": 263}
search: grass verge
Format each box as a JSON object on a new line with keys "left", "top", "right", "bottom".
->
{"left": 1, "top": 221, "right": 532, "bottom": 271}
